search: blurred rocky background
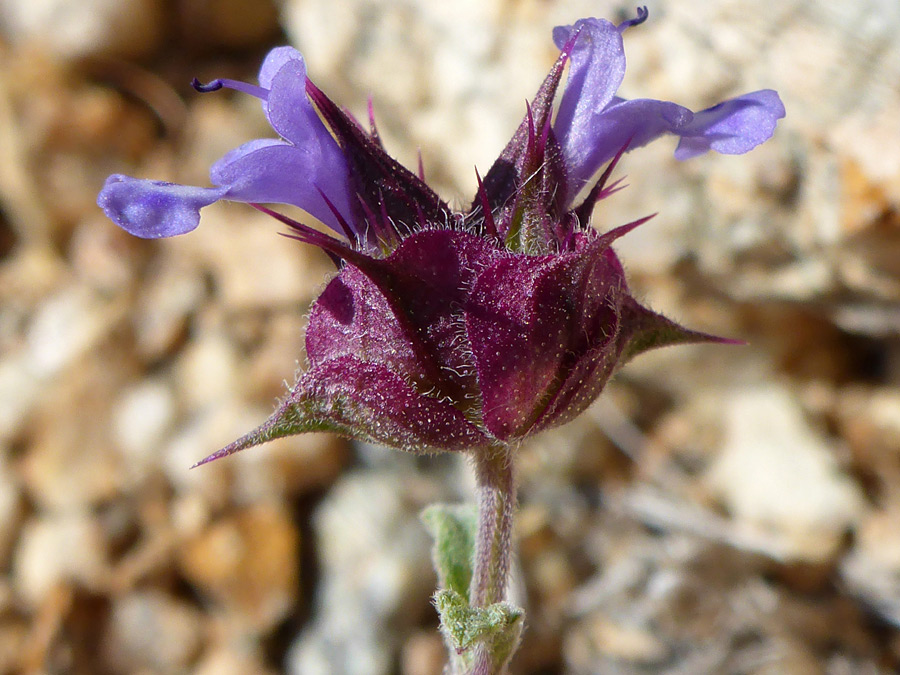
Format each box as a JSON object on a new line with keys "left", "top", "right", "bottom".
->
{"left": 0, "top": 0, "right": 898, "bottom": 673}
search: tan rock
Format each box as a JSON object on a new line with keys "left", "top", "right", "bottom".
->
{"left": 104, "top": 590, "right": 202, "bottom": 672}
{"left": 178, "top": 502, "right": 300, "bottom": 631}
{"left": 13, "top": 512, "right": 109, "bottom": 607}
{"left": 706, "top": 386, "right": 866, "bottom": 563}
{"left": 0, "top": 0, "right": 164, "bottom": 59}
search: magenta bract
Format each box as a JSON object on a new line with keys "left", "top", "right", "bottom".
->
{"left": 97, "top": 10, "right": 783, "bottom": 462}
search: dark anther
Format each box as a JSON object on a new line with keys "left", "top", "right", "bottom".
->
{"left": 619, "top": 6, "right": 649, "bottom": 31}
{"left": 191, "top": 78, "right": 224, "bottom": 93}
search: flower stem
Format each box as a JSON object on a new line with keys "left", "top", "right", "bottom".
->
{"left": 468, "top": 445, "right": 517, "bottom": 674}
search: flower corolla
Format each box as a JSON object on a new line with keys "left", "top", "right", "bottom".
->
{"left": 98, "top": 8, "right": 784, "bottom": 463}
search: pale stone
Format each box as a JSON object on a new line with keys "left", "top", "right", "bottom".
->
{"left": 25, "top": 286, "right": 119, "bottom": 379}
{"left": 193, "top": 646, "right": 275, "bottom": 675}
{"left": 288, "top": 471, "right": 434, "bottom": 675}
{"left": 0, "top": 355, "right": 41, "bottom": 442}
{"left": 0, "top": 0, "right": 164, "bottom": 59}
{"left": 13, "top": 512, "right": 109, "bottom": 607}
{"left": 174, "top": 329, "right": 239, "bottom": 411}
{"left": 104, "top": 590, "right": 201, "bottom": 671}
{"left": 112, "top": 378, "right": 176, "bottom": 477}
{"left": 183, "top": 205, "right": 332, "bottom": 312}
{"left": 706, "top": 386, "right": 866, "bottom": 562}
{"left": 132, "top": 257, "right": 206, "bottom": 361}
{"left": 0, "top": 459, "right": 22, "bottom": 567}
{"left": 230, "top": 431, "right": 349, "bottom": 503}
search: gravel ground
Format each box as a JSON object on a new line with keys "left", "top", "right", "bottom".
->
{"left": 1, "top": 0, "right": 899, "bottom": 673}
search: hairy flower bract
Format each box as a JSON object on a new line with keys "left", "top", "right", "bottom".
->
{"left": 98, "top": 9, "right": 784, "bottom": 465}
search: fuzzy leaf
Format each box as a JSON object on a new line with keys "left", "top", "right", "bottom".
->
{"left": 421, "top": 504, "right": 478, "bottom": 600}
{"left": 434, "top": 589, "right": 524, "bottom": 652}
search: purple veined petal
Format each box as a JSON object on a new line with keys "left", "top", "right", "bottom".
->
{"left": 97, "top": 174, "right": 227, "bottom": 239}
{"left": 673, "top": 89, "right": 786, "bottom": 160}
{"left": 210, "top": 137, "right": 354, "bottom": 236}
{"left": 552, "top": 18, "right": 627, "bottom": 175}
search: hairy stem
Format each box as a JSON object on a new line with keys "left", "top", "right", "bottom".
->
{"left": 468, "top": 445, "right": 517, "bottom": 674}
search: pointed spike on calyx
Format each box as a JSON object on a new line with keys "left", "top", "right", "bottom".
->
{"left": 559, "top": 22, "right": 584, "bottom": 59}
{"left": 525, "top": 102, "right": 537, "bottom": 157}
{"left": 618, "top": 296, "right": 743, "bottom": 364}
{"left": 357, "top": 193, "right": 389, "bottom": 244}
{"left": 367, "top": 96, "right": 384, "bottom": 147}
{"left": 600, "top": 176, "right": 628, "bottom": 199}
{"left": 573, "top": 137, "right": 632, "bottom": 225}
{"left": 417, "top": 150, "right": 426, "bottom": 181}
{"left": 316, "top": 186, "right": 359, "bottom": 245}
{"left": 474, "top": 167, "right": 499, "bottom": 242}
{"left": 251, "top": 203, "right": 362, "bottom": 266}
{"left": 305, "top": 78, "right": 454, "bottom": 234}
{"left": 596, "top": 213, "right": 656, "bottom": 248}
{"left": 379, "top": 192, "right": 399, "bottom": 238}
{"left": 277, "top": 230, "right": 343, "bottom": 267}
{"left": 477, "top": 34, "right": 573, "bottom": 214}
{"left": 538, "top": 109, "right": 553, "bottom": 151}
{"left": 190, "top": 426, "right": 260, "bottom": 467}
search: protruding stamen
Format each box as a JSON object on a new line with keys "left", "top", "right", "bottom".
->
{"left": 191, "top": 78, "right": 223, "bottom": 93}
{"left": 192, "top": 77, "right": 268, "bottom": 100}
{"left": 618, "top": 6, "right": 649, "bottom": 32}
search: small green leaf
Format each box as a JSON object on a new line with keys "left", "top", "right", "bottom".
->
{"left": 434, "top": 589, "right": 524, "bottom": 651}
{"left": 421, "top": 504, "right": 477, "bottom": 600}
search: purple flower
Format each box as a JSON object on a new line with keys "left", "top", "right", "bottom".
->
{"left": 552, "top": 9, "right": 784, "bottom": 197}
{"left": 98, "top": 9, "right": 783, "bottom": 464}
{"left": 99, "top": 47, "right": 355, "bottom": 239}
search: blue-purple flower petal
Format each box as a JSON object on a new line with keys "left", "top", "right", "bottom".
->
{"left": 673, "top": 89, "right": 786, "bottom": 160}
{"left": 258, "top": 46, "right": 304, "bottom": 90}
{"left": 552, "top": 16, "right": 785, "bottom": 200}
{"left": 210, "top": 138, "right": 353, "bottom": 234}
{"left": 99, "top": 44, "right": 356, "bottom": 242}
{"left": 552, "top": 18, "right": 626, "bottom": 166}
{"left": 265, "top": 58, "right": 325, "bottom": 147}
{"left": 97, "top": 174, "right": 227, "bottom": 239}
